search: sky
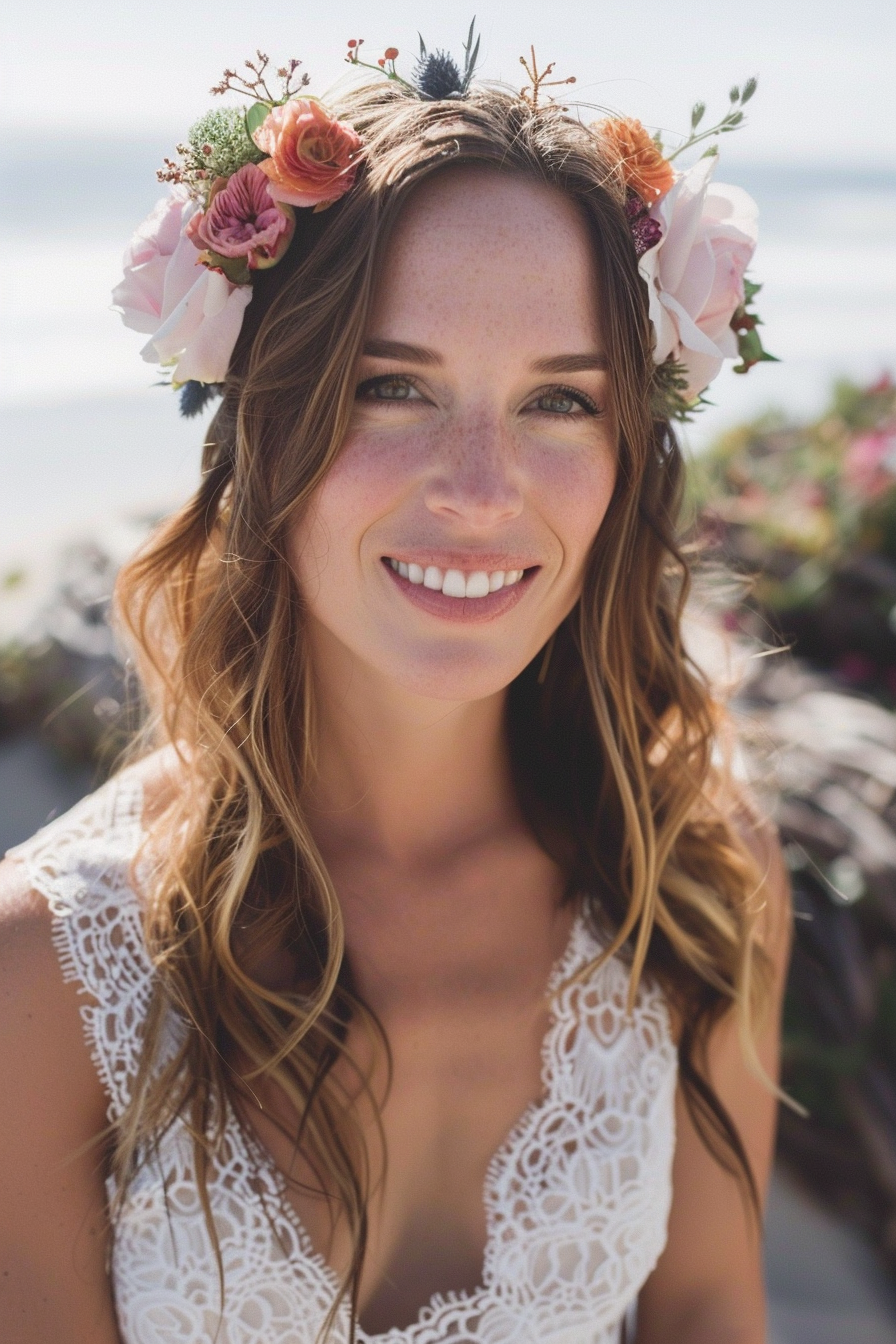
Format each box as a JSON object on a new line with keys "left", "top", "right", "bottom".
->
{"left": 4, "top": 0, "right": 896, "bottom": 166}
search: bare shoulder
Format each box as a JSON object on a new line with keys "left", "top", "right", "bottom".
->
{"left": 0, "top": 857, "right": 119, "bottom": 1339}
{"left": 0, "top": 853, "right": 106, "bottom": 1118}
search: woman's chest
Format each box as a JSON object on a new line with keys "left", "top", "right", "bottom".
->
{"left": 110, "top": 932, "right": 679, "bottom": 1344}
{"left": 252, "top": 988, "right": 558, "bottom": 1331}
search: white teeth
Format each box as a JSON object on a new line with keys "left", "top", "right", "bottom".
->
{"left": 442, "top": 568, "right": 467, "bottom": 598}
{"left": 465, "top": 571, "right": 491, "bottom": 599}
{"left": 387, "top": 559, "right": 528, "bottom": 597}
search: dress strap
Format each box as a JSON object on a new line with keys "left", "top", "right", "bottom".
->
{"left": 6, "top": 771, "right": 155, "bottom": 1121}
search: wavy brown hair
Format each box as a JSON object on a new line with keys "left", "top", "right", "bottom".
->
{"left": 113, "top": 83, "right": 773, "bottom": 1333}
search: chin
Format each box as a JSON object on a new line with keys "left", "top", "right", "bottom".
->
{"left": 369, "top": 637, "right": 534, "bottom": 703}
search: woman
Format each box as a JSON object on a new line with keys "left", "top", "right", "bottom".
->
{"left": 0, "top": 40, "right": 789, "bottom": 1344}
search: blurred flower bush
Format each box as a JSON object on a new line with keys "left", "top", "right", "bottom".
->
{"left": 693, "top": 374, "right": 896, "bottom": 697}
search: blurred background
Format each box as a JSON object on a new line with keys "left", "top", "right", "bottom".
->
{"left": 1, "top": 2, "right": 895, "bottom": 1339}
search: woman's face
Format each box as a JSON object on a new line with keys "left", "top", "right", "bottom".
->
{"left": 290, "top": 167, "right": 618, "bottom": 703}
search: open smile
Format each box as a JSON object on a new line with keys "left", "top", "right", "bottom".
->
{"left": 381, "top": 555, "right": 539, "bottom": 621}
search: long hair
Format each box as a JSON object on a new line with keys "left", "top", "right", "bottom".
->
{"left": 114, "top": 83, "right": 772, "bottom": 1332}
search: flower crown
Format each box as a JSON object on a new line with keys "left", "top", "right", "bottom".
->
{"left": 112, "top": 22, "right": 775, "bottom": 422}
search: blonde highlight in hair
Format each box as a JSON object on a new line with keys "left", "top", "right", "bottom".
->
{"left": 113, "top": 83, "right": 772, "bottom": 1332}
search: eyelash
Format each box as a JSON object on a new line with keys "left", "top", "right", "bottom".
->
{"left": 356, "top": 375, "right": 602, "bottom": 418}
{"left": 534, "top": 384, "right": 601, "bottom": 418}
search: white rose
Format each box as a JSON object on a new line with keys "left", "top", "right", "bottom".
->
{"left": 639, "top": 156, "right": 759, "bottom": 399}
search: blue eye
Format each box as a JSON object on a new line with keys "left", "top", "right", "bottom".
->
{"left": 357, "top": 375, "right": 423, "bottom": 402}
{"left": 528, "top": 385, "right": 601, "bottom": 417}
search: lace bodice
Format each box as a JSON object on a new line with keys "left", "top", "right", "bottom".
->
{"left": 8, "top": 771, "right": 678, "bottom": 1344}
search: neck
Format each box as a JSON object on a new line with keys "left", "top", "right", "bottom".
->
{"left": 303, "top": 628, "right": 518, "bottom": 868}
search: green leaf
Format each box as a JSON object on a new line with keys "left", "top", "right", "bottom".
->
{"left": 741, "top": 75, "right": 758, "bottom": 103}
{"left": 729, "top": 84, "right": 741, "bottom": 102}
{"left": 744, "top": 278, "right": 762, "bottom": 301}
{"left": 700, "top": 144, "right": 719, "bottom": 158}
{"left": 691, "top": 100, "right": 706, "bottom": 128}
{"left": 245, "top": 101, "right": 271, "bottom": 139}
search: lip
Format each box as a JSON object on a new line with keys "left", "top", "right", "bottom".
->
{"left": 381, "top": 558, "right": 540, "bottom": 622}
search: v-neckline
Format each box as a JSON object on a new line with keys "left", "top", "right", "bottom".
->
{"left": 236, "top": 906, "right": 595, "bottom": 1343}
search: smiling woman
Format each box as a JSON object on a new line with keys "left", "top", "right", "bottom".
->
{"left": 0, "top": 56, "right": 789, "bottom": 1344}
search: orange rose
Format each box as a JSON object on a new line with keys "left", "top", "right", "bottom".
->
{"left": 253, "top": 98, "right": 362, "bottom": 209}
{"left": 593, "top": 117, "right": 675, "bottom": 203}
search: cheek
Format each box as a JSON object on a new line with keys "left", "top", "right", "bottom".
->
{"left": 533, "top": 440, "right": 618, "bottom": 574}
{"left": 288, "top": 431, "right": 417, "bottom": 591}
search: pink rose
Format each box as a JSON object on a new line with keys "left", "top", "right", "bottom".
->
{"left": 638, "top": 157, "right": 758, "bottom": 399}
{"left": 186, "top": 163, "right": 295, "bottom": 268}
{"left": 112, "top": 188, "right": 252, "bottom": 385}
{"left": 112, "top": 190, "right": 200, "bottom": 335}
{"left": 253, "top": 98, "right": 362, "bottom": 208}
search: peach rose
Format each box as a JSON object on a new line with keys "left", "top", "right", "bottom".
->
{"left": 593, "top": 117, "right": 675, "bottom": 203}
{"left": 253, "top": 98, "right": 362, "bottom": 208}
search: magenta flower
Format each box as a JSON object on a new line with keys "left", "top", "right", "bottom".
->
{"left": 187, "top": 163, "right": 295, "bottom": 270}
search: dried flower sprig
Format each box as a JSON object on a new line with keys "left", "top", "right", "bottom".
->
{"left": 210, "top": 50, "right": 310, "bottom": 104}
{"left": 664, "top": 77, "right": 757, "bottom": 162}
{"left": 518, "top": 47, "right": 576, "bottom": 110}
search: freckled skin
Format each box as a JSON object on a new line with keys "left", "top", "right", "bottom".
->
{"left": 290, "top": 167, "right": 618, "bottom": 701}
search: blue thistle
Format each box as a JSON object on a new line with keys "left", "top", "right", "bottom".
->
{"left": 413, "top": 19, "right": 481, "bottom": 101}
{"left": 179, "top": 380, "right": 222, "bottom": 418}
{"left": 414, "top": 51, "right": 465, "bottom": 100}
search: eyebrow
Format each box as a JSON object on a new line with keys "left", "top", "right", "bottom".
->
{"left": 362, "top": 340, "right": 610, "bottom": 375}
{"left": 362, "top": 338, "right": 442, "bottom": 366}
{"left": 531, "top": 352, "right": 610, "bottom": 374}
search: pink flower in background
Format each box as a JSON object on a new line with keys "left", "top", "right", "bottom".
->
{"left": 186, "top": 164, "right": 295, "bottom": 267}
{"left": 638, "top": 156, "right": 758, "bottom": 399}
{"left": 253, "top": 98, "right": 362, "bottom": 208}
{"left": 844, "top": 429, "right": 896, "bottom": 500}
{"left": 113, "top": 189, "right": 251, "bottom": 384}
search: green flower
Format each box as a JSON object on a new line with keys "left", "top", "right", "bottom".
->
{"left": 187, "top": 107, "right": 264, "bottom": 181}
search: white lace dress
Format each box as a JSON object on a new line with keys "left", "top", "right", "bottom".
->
{"left": 8, "top": 771, "right": 678, "bottom": 1344}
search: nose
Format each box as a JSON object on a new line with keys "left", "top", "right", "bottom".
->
{"left": 422, "top": 413, "right": 524, "bottom": 529}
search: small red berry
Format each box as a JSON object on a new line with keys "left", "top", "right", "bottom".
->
{"left": 378, "top": 58, "right": 386, "bottom": 67}
{"left": 384, "top": 47, "right": 399, "bottom": 60}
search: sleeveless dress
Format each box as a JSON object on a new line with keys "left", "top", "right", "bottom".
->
{"left": 8, "top": 770, "right": 678, "bottom": 1344}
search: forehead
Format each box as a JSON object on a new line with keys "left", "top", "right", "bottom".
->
{"left": 368, "top": 166, "right": 602, "bottom": 350}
